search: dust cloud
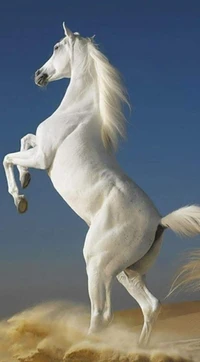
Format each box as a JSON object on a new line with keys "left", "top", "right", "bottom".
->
{"left": 0, "top": 301, "right": 199, "bottom": 362}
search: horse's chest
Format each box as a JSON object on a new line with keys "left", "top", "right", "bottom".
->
{"left": 48, "top": 147, "right": 104, "bottom": 223}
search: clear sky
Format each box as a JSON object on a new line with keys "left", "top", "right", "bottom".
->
{"left": 0, "top": 0, "right": 200, "bottom": 317}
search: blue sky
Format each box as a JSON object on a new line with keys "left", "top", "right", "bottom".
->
{"left": 0, "top": 0, "right": 200, "bottom": 317}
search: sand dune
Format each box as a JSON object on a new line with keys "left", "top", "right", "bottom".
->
{"left": 0, "top": 300, "right": 199, "bottom": 362}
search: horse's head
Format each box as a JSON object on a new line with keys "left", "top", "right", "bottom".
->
{"left": 35, "top": 23, "right": 83, "bottom": 86}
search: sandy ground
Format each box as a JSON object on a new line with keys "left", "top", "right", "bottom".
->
{"left": 0, "top": 300, "right": 200, "bottom": 362}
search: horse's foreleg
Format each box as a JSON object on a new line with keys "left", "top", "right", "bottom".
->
{"left": 3, "top": 147, "right": 47, "bottom": 213}
{"left": 17, "top": 134, "right": 37, "bottom": 188}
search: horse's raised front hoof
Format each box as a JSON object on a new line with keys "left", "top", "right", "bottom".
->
{"left": 21, "top": 172, "right": 31, "bottom": 189}
{"left": 15, "top": 196, "right": 28, "bottom": 214}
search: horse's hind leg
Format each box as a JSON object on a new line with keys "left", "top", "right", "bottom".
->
{"left": 86, "top": 257, "right": 113, "bottom": 333}
{"left": 116, "top": 228, "right": 164, "bottom": 345}
{"left": 17, "top": 134, "right": 36, "bottom": 188}
{"left": 117, "top": 270, "right": 160, "bottom": 346}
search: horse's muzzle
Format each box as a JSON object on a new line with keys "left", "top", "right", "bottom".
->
{"left": 35, "top": 70, "right": 48, "bottom": 87}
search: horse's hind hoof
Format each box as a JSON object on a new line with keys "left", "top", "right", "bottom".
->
{"left": 21, "top": 172, "right": 31, "bottom": 189}
{"left": 16, "top": 196, "right": 28, "bottom": 214}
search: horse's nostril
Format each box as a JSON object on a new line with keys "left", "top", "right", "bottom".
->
{"left": 35, "top": 72, "right": 48, "bottom": 86}
{"left": 35, "top": 69, "right": 41, "bottom": 76}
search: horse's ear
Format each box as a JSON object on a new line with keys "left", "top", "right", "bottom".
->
{"left": 62, "top": 22, "right": 74, "bottom": 38}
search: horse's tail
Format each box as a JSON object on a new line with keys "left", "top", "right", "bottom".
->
{"left": 166, "top": 249, "right": 200, "bottom": 296}
{"left": 160, "top": 205, "right": 200, "bottom": 296}
{"left": 160, "top": 205, "right": 200, "bottom": 237}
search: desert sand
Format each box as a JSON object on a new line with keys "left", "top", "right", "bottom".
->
{"left": 0, "top": 300, "right": 199, "bottom": 362}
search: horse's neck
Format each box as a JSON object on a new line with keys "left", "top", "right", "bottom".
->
{"left": 58, "top": 61, "right": 98, "bottom": 114}
{"left": 52, "top": 52, "right": 103, "bottom": 146}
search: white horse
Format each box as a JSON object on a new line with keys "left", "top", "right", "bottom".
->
{"left": 3, "top": 23, "right": 200, "bottom": 346}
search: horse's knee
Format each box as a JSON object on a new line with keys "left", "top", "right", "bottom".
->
{"left": 21, "top": 134, "right": 31, "bottom": 143}
{"left": 3, "top": 155, "right": 11, "bottom": 167}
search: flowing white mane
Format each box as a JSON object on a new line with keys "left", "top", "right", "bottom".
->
{"left": 87, "top": 40, "right": 130, "bottom": 151}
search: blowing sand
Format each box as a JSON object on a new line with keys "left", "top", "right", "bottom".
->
{"left": 0, "top": 300, "right": 199, "bottom": 362}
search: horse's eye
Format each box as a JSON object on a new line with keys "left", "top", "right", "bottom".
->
{"left": 54, "top": 45, "right": 59, "bottom": 51}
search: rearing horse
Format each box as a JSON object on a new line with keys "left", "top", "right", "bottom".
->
{"left": 3, "top": 23, "right": 200, "bottom": 345}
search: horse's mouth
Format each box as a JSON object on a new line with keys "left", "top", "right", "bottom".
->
{"left": 35, "top": 74, "right": 49, "bottom": 87}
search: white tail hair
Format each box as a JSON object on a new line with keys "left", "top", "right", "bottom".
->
{"left": 161, "top": 205, "right": 200, "bottom": 237}
{"left": 88, "top": 41, "right": 130, "bottom": 151}
{"left": 161, "top": 205, "right": 200, "bottom": 297}
{"left": 167, "top": 250, "right": 200, "bottom": 296}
